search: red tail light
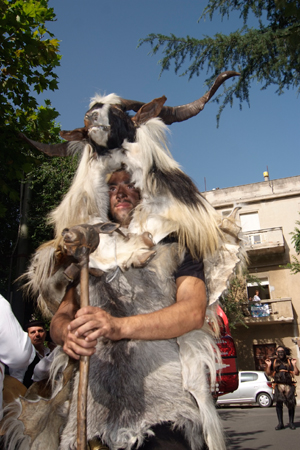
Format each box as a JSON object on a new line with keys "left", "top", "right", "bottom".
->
{"left": 217, "top": 374, "right": 239, "bottom": 395}
{"left": 216, "top": 335, "right": 236, "bottom": 357}
{"left": 267, "top": 382, "right": 272, "bottom": 388}
{"left": 215, "top": 335, "right": 238, "bottom": 396}
{"left": 213, "top": 309, "right": 239, "bottom": 397}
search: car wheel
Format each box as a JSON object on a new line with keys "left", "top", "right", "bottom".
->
{"left": 257, "top": 392, "right": 272, "bottom": 407}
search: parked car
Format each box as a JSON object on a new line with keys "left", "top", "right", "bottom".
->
{"left": 216, "top": 371, "right": 273, "bottom": 407}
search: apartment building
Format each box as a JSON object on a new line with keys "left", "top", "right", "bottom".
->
{"left": 203, "top": 174, "right": 300, "bottom": 379}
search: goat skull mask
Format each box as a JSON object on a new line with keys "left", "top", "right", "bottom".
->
{"left": 66, "top": 95, "right": 168, "bottom": 153}
{"left": 19, "top": 71, "right": 239, "bottom": 157}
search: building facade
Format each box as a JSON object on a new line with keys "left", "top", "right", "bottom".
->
{"left": 203, "top": 175, "right": 300, "bottom": 387}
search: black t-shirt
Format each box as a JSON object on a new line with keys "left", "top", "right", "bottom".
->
{"left": 161, "top": 235, "right": 205, "bottom": 282}
{"left": 174, "top": 248, "right": 205, "bottom": 282}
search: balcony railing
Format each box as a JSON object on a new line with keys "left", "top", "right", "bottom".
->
{"left": 238, "top": 298, "right": 294, "bottom": 325}
{"left": 242, "top": 227, "right": 285, "bottom": 255}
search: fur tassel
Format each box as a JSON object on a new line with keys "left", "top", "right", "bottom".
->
{"left": 0, "top": 400, "right": 30, "bottom": 450}
{"left": 178, "top": 326, "right": 226, "bottom": 450}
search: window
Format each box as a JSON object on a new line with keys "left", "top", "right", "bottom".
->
{"left": 253, "top": 344, "right": 276, "bottom": 371}
{"left": 240, "top": 212, "right": 260, "bottom": 232}
{"left": 247, "top": 278, "right": 270, "bottom": 300}
{"left": 241, "top": 372, "right": 258, "bottom": 383}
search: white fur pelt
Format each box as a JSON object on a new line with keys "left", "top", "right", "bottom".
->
{"left": 0, "top": 243, "right": 225, "bottom": 450}
{"left": 0, "top": 347, "right": 72, "bottom": 450}
{"left": 47, "top": 108, "right": 222, "bottom": 259}
{"left": 8, "top": 94, "right": 245, "bottom": 450}
{"left": 0, "top": 400, "right": 31, "bottom": 449}
{"left": 2, "top": 243, "right": 226, "bottom": 450}
{"left": 25, "top": 98, "right": 243, "bottom": 310}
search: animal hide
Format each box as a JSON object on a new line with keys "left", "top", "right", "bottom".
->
{"left": 24, "top": 108, "right": 243, "bottom": 312}
{"left": 2, "top": 92, "right": 245, "bottom": 450}
{"left": 2, "top": 244, "right": 226, "bottom": 450}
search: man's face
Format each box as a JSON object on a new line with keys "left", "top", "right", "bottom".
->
{"left": 108, "top": 171, "right": 140, "bottom": 227}
{"left": 28, "top": 326, "right": 46, "bottom": 348}
{"left": 276, "top": 347, "right": 286, "bottom": 360}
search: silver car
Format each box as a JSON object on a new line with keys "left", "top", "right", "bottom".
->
{"left": 216, "top": 371, "right": 273, "bottom": 407}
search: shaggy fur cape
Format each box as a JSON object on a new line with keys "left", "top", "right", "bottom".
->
{"left": 1, "top": 94, "right": 243, "bottom": 450}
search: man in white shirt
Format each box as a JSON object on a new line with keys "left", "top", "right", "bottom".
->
{"left": 0, "top": 294, "right": 33, "bottom": 420}
{"left": 10, "top": 319, "right": 50, "bottom": 388}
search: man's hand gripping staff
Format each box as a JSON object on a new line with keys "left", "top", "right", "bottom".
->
{"left": 61, "top": 222, "right": 120, "bottom": 450}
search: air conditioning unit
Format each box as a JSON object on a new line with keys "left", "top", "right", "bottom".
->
{"left": 246, "top": 233, "right": 261, "bottom": 245}
{"left": 252, "top": 234, "right": 261, "bottom": 245}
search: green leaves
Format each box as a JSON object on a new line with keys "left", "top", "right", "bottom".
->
{"left": 220, "top": 271, "right": 265, "bottom": 328}
{"left": 0, "top": 0, "right": 63, "bottom": 295}
{"left": 0, "top": 0, "right": 61, "bottom": 215}
{"left": 0, "top": 0, "right": 60, "bottom": 112}
{"left": 291, "top": 220, "right": 300, "bottom": 254}
{"left": 220, "top": 274, "right": 249, "bottom": 329}
{"left": 27, "top": 154, "right": 79, "bottom": 248}
{"left": 283, "top": 213, "right": 300, "bottom": 274}
{"left": 139, "top": 0, "right": 300, "bottom": 122}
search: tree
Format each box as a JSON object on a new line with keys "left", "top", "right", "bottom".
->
{"left": 0, "top": 0, "right": 64, "bottom": 315}
{"left": 27, "top": 153, "right": 79, "bottom": 250}
{"left": 139, "top": 0, "right": 300, "bottom": 122}
{"left": 220, "top": 271, "right": 264, "bottom": 329}
{"left": 284, "top": 213, "right": 300, "bottom": 274}
{"left": 0, "top": 1, "right": 80, "bottom": 325}
{"left": 0, "top": 0, "right": 61, "bottom": 218}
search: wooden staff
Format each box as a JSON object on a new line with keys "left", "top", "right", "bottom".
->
{"left": 77, "top": 248, "right": 90, "bottom": 450}
{"left": 62, "top": 222, "right": 121, "bottom": 450}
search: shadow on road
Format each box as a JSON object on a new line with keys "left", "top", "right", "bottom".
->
{"left": 218, "top": 406, "right": 300, "bottom": 450}
{"left": 217, "top": 406, "right": 257, "bottom": 422}
{"left": 223, "top": 428, "right": 272, "bottom": 450}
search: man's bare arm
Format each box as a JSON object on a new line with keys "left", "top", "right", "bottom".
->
{"left": 264, "top": 358, "right": 273, "bottom": 376}
{"left": 51, "top": 276, "right": 206, "bottom": 358}
{"left": 291, "top": 358, "right": 299, "bottom": 376}
{"left": 69, "top": 276, "right": 206, "bottom": 344}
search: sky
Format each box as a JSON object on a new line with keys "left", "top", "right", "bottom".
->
{"left": 39, "top": 0, "right": 300, "bottom": 192}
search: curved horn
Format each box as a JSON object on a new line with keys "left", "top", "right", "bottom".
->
{"left": 158, "top": 71, "right": 240, "bottom": 124}
{"left": 19, "top": 133, "right": 71, "bottom": 157}
{"left": 119, "top": 71, "right": 240, "bottom": 124}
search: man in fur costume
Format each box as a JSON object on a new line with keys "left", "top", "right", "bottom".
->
{"left": 265, "top": 346, "right": 299, "bottom": 430}
{"left": 1, "top": 72, "right": 243, "bottom": 450}
{"left": 50, "top": 168, "right": 209, "bottom": 450}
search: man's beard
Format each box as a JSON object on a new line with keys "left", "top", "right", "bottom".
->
{"left": 110, "top": 205, "right": 134, "bottom": 226}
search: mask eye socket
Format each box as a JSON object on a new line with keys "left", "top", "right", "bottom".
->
{"left": 99, "top": 125, "right": 110, "bottom": 132}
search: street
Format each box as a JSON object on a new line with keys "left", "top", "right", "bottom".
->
{"left": 218, "top": 405, "right": 300, "bottom": 449}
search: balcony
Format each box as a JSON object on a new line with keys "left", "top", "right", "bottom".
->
{"left": 239, "top": 298, "right": 294, "bottom": 326}
{"left": 242, "top": 227, "right": 285, "bottom": 255}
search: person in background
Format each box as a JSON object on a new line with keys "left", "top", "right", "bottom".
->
{"left": 0, "top": 294, "right": 33, "bottom": 420}
{"left": 265, "top": 346, "right": 299, "bottom": 430}
{"left": 10, "top": 319, "right": 50, "bottom": 388}
{"left": 253, "top": 290, "right": 261, "bottom": 305}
